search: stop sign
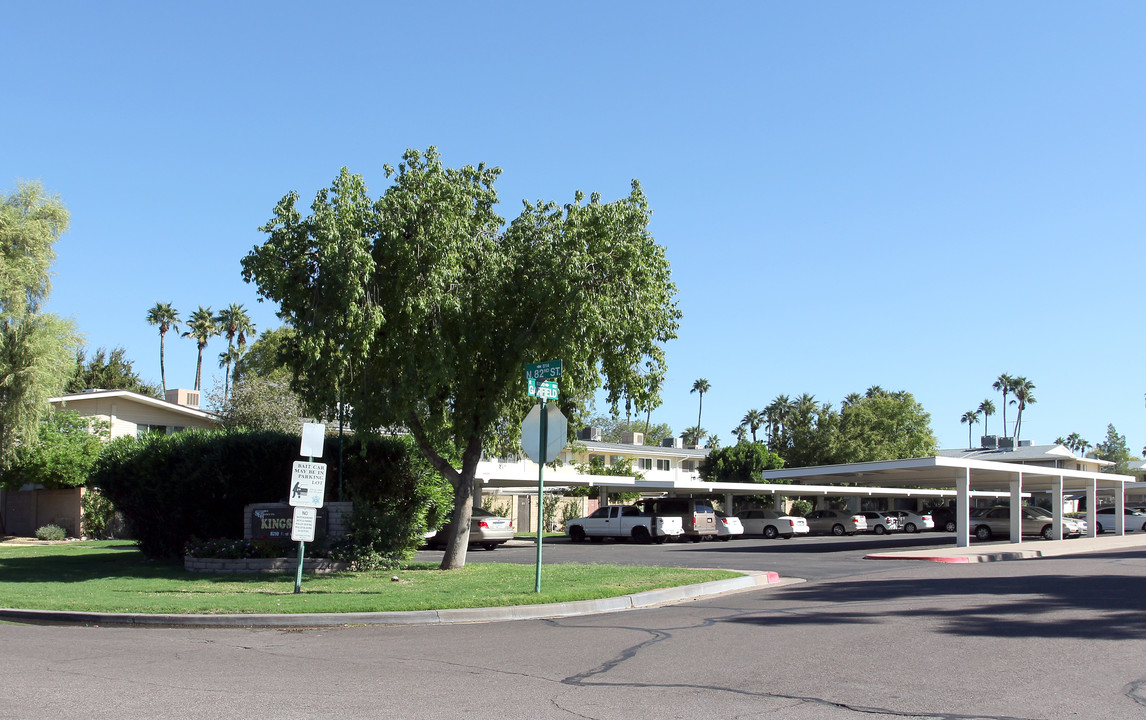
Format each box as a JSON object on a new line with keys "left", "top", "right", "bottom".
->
{"left": 520, "top": 403, "right": 568, "bottom": 463}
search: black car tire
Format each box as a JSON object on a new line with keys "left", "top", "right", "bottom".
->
{"left": 481, "top": 542, "right": 498, "bottom": 551}
{"left": 944, "top": 520, "right": 956, "bottom": 533}
{"left": 590, "top": 536, "right": 604, "bottom": 543}
{"left": 632, "top": 526, "right": 651, "bottom": 544}
{"left": 974, "top": 525, "right": 992, "bottom": 541}
{"left": 763, "top": 525, "right": 779, "bottom": 540}
{"left": 654, "top": 535, "right": 669, "bottom": 544}
{"left": 569, "top": 526, "right": 586, "bottom": 543}
{"left": 1041, "top": 525, "right": 1054, "bottom": 540}
{"left": 782, "top": 534, "right": 793, "bottom": 539}
{"left": 831, "top": 524, "right": 846, "bottom": 536}
{"left": 1096, "top": 522, "right": 1105, "bottom": 533}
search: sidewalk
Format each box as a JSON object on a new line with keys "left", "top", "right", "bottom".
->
{"left": 866, "top": 532, "right": 1146, "bottom": 563}
{"left": 0, "top": 571, "right": 800, "bottom": 629}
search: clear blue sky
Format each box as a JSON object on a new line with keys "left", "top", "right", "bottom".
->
{"left": 5, "top": 1, "right": 1144, "bottom": 453}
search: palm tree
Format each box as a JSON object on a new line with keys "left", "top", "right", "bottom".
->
{"left": 1010, "top": 376, "right": 1036, "bottom": 442}
{"left": 992, "top": 373, "right": 1014, "bottom": 437}
{"left": 978, "top": 399, "right": 995, "bottom": 436}
{"left": 741, "top": 409, "right": 765, "bottom": 443}
{"left": 215, "top": 303, "right": 255, "bottom": 402}
{"left": 682, "top": 425, "right": 706, "bottom": 447}
{"left": 960, "top": 410, "right": 980, "bottom": 449}
{"left": 182, "top": 306, "right": 219, "bottom": 391}
{"left": 841, "top": 392, "right": 863, "bottom": 408}
{"left": 864, "top": 385, "right": 886, "bottom": 399}
{"left": 732, "top": 425, "right": 748, "bottom": 443}
{"left": 690, "top": 379, "right": 710, "bottom": 443}
{"left": 145, "top": 303, "right": 180, "bottom": 395}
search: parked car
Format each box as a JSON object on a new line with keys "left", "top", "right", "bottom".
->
{"left": 565, "top": 505, "right": 683, "bottom": 543}
{"left": 634, "top": 498, "right": 718, "bottom": 541}
{"left": 714, "top": 512, "right": 744, "bottom": 541}
{"left": 428, "top": 507, "right": 515, "bottom": 550}
{"left": 804, "top": 509, "right": 867, "bottom": 536}
{"left": 858, "top": 511, "right": 899, "bottom": 535}
{"left": 1078, "top": 507, "right": 1146, "bottom": 534}
{"left": 885, "top": 510, "right": 935, "bottom": 533}
{"left": 970, "top": 506, "right": 1084, "bottom": 541}
{"left": 736, "top": 509, "right": 810, "bottom": 539}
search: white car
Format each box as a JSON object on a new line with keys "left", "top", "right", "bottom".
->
{"left": 858, "top": 511, "right": 899, "bottom": 535}
{"left": 885, "top": 510, "right": 935, "bottom": 533}
{"left": 1078, "top": 507, "right": 1146, "bottom": 534}
{"left": 714, "top": 512, "right": 744, "bottom": 541}
{"left": 736, "top": 509, "right": 810, "bottom": 539}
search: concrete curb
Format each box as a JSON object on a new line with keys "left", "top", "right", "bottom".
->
{"left": 0, "top": 571, "right": 788, "bottom": 629}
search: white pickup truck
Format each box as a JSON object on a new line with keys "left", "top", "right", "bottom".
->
{"left": 565, "top": 505, "right": 684, "bottom": 544}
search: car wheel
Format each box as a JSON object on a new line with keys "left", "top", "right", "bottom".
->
{"left": 905, "top": 523, "right": 917, "bottom": 533}
{"left": 1041, "top": 525, "right": 1054, "bottom": 540}
{"left": 831, "top": 524, "right": 846, "bottom": 536}
{"left": 763, "top": 525, "right": 779, "bottom": 540}
{"left": 874, "top": 524, "right": 887, "bottom": 535}
{"left": 632, "top": 526, "right": 651, "bottom": 544}
{"left": 944, "top": 520, "right": 956, "bottom": 533}
{"left": 974, "top": 525, "right": 992, "bottom": 541}
{"left": 782, "top": 534, "right": 793, "bottom": 539}
{"left": 1096, "top": 522, "right": 1104, "bottom": 534}
{"left": 569, "top": 526, "right": 586, "bottom": 543}
{"left": 481, "top": 542, "right": 498, "bottom": 551}
{"left": 719, "top": 535, "right": 731, "bottom": 542}
{"left": 690, "top": 534, "right": 703, "bottom": 543}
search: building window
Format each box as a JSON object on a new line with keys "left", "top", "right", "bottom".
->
{"left": 656, "top": 458, "right": 671, "bottom": 471}
{"left": 136, "top": 424, "right": 167, "bottom": 437}
{"left": 681, "top": 460, "right": 696, "bottom": 472}
{"left": 610, "top": 455, "right": 625, "bottom": 466}
{"left": 638, "top": 458, "right": 653, "bottom": 471}
{"left": 589, "top": 454, "right": 605, "bottom": 465}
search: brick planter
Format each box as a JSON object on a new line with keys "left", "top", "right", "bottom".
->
{"left": 184, "top": 557, "right": 349, "bottom": 574}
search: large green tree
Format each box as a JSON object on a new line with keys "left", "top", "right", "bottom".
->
{"left": 1094, "top": 424, "right": 1131, "bottom": 474}
{"left": 836, "top": 389, "right": 936, "bottom": 463}
{"left": 3, "top": 409, "right": 109, "bottom": 491}
{"left": 66, "top": 346, "right": 161, "bottom": 397}
{"left": 583, "top": 414, "right": 673, "bottom": 446}
{"left": 242, "top": 148, "right": 680, "bottom": 569}
{"left": 0, "top": 181, "right": 81, "bottom": 472}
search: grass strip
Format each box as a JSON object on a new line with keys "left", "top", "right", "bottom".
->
{"left": 0, "top": 541, "right": 741, "bottom": 615}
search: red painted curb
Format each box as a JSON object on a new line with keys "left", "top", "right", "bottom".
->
{"left": 865, "top": 554, "right": 971, "bottom": 563}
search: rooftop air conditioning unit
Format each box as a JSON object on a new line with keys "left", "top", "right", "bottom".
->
{"left": 997, "top": 437, "right": 1015, "bottom": 451}
{"left": 621, "top": 431, "right": 644, "bottom": 445}
{"left": 1017, "top": 439, "right": 1032, "bottom": 447}
{"left": 980, "top": 435, "right": 998, "bottom": 449}
{"left": 661, "top": 436, "right": 683, "bottom": 448}
{"left": 578, "top": 426, "right": 602, "bottom": 442}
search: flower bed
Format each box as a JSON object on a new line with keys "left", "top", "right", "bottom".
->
{"left": 184, "top": 556, "right": 349, "bottom": 574}
{"left": 183, "top": 537, "right": 348, "bottom": 573}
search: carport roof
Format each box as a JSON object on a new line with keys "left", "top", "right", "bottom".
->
{"left": 760, "top": 455, "right": 1135, "bottom": 493}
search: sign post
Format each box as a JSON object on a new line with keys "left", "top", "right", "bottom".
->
{"left": 290, "top": 424, "right": 327, "bottom": 593}
{"left": 521, "top": 361, "right": 565, "bottom": 593}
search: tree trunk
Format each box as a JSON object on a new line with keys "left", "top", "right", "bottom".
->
{"left": 440, "top": 473, "right": 475, "bottom": 570}
{"left": 159, "top": 334, "right": 167, "bottom": 395}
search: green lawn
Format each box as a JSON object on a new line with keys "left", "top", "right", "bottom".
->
{"left": 0, "top": 541, "right": 740, "bottom": 615}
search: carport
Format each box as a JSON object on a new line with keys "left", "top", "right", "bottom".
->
{"left": 760, "top": 456, "right": 1138, "bottom": 548}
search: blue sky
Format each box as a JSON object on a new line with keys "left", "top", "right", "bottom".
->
{"left": 4, "top": 2, "right": 1144, "bottom": 453}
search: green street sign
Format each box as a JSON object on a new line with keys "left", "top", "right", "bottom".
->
{"left": 524, "top": 360, "right": 563, "bottom": 381}
{"left": 527, "top": 378, "right": 559, "bottom": 400}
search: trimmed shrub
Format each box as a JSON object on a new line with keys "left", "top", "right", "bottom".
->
{"left": 90, "top": 429, "right": 451, "bottom": 560}
{"left": 35, "top": 524, "right": 67, "bottom": 541}
{"left": 80, "top": 488, "right": 120, "bottom": 539}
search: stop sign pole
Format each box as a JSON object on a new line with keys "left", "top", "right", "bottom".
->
{"left": 523, "top": 361, "right": 563, "bottom": 593}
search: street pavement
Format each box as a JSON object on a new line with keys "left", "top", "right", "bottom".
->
{"left": 3, "top": 533, "right": 1146, "bottom": 718}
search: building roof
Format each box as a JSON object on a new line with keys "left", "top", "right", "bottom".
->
{"left": 938, "top": 443, "right": 1114, "bottom": 467}
{"left": 50, "top": 389, "right": 220, "bottom": 423}
{"left": 578, "top": 439, "right": 711, "bottom": 459}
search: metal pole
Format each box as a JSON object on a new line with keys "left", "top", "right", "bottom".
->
{"left": 294, "top": 455, "right": 313, "bottom": 594}
{"left": 535, "top": 399, "right": 547, "bottom": 593}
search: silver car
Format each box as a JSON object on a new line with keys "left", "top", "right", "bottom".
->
{"left": 970, "top": 506, "right": 1083, "bottom": 541}
{"left": 804, "top": 509, "right": 868, "bottom": 536}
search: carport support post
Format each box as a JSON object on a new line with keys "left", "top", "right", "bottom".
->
{"left": 956, "top": 469, "right": 970, "bottom": 548}
{"left": 1010, "top": 474, "right": 1022, "bottom": 545}
{"left": 1115, "top": 482, "right": 1126, "bottom": 535}
{"left": 1086, "top": 478, "right": 1097, "bottom": 538}
{"left": 1051, "top": 475, "right": 1064, "bottom": 540}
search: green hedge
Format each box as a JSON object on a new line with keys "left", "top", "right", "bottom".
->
{"left": 90, "top": 429, "right": 451, "bottom": 560}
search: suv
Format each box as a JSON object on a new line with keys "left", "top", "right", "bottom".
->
{"left": 635, "top": 498, "right": 717, "bottom": 541}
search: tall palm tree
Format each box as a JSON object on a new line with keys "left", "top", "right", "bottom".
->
{"left": 182, "top": 306, "right": 219, "bottom": 391}
{"left": 145, "top": 303, "right": 179, "bottom": 396}
{"left": 977, "top": 399, "right": 996, "bottom": 437}
{"left": 690, "top": 379, "right": 710, "bottom": 445}
{"left": 741, "top": 409, "right": 765, "bottom": 443}
{"left": 215, "top": 303, "right": 255, "bottom": 402}
{"left": 841, "top": 392, "right": 863, "bottom": 408}
{"left": 1010, "top": 376, "right": 1036, "bottom": 442}
{"left": 960, "top": 410, "right": 980, "bottom": 449}
{"left": 732, "top": 425, "right": 748, "bottom": 443}
{"left": 992, "top": 373, "right": 1014, "bottom": 437}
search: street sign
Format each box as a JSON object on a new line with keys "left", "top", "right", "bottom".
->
{"left": 300, "top": 422, "right": 326, "bottom": 458}
{"left": 289, "top": 461, "right": 328, "bottom": 508}
{"left": 291, "top": 507, "right": 317, "bottom": 542}
{"left": 524, "top": 360, "right": 563, "bottom": 381}
{"left": 520, "top": 403, "right": 568, "bottom": 464}
{"left": 527, "top": 378, "right": 559, "bottom": 400}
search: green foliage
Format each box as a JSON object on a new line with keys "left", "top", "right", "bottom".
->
{"left": 209, "top": 373, "right": 305, "bottom": 433}
{"left": 1095, "top": 424, "right": 1131, "bottom": 474}
{"left": 182, "top": 305, "right": 219, "bottom": 391}
{"left": 788, "top": 499, "right": 813, "bottom": 517}
{"left": 4, "top": 409, "right": 108, "bottom": 490}
{"left": 66, "top": 346, "right": 160, "bottom": 397}
{"left": 90, "top": 429, "right": 448, "bottom": 560}
{"left": 183, "top": 536, "right": 305, "bottom": 559}
{"left": 583, "top": 413, "right": 674, "bottom": 445}
{"left": 35, "top": 523, "right": 66, "bottom": 541}
{"left": 232, "top": 326, "right": 296, "bottom": 383}
{"left": 480, "top": 495, "right": 510, "bottom": 516}
{"left": 700, "top": 440, "right": 785, "bottom": 482}
{"left": 570, "top": 455, "right": 642, "bottom": 502}
{"left": 80, "top": 488, "right": 119, "bottom": 539}
{"left": 0, "top": 181, "right": 81, "bottom": 472}
{"left": 242, "top": 148, "right": 680, "bottom": 569}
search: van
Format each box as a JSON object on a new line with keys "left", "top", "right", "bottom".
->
{"left": 635, "top": 498, "right": 718, "bottom": 541}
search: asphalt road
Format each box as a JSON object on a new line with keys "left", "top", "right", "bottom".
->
{"left": 4, "top": 534, "right": 1145, "bottom": 719}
